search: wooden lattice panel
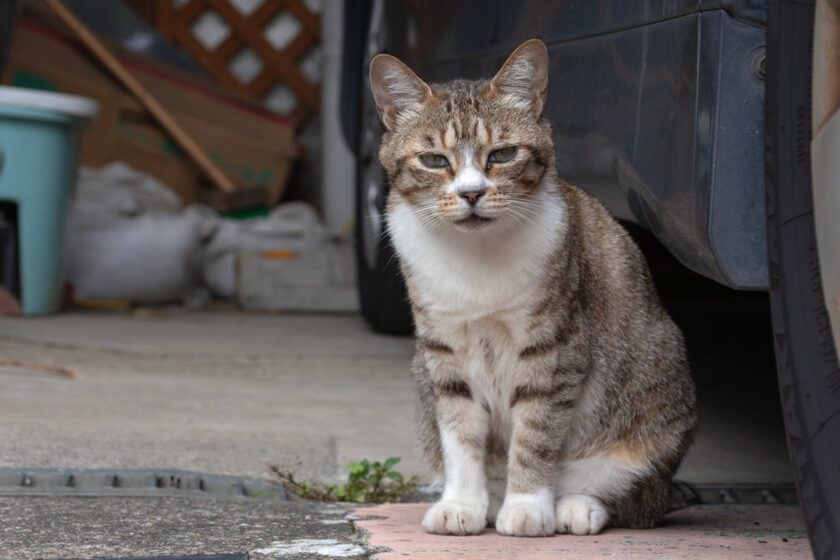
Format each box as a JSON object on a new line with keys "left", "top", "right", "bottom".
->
{"left": 155, "top": 0, "right": 320, "bottom": 126}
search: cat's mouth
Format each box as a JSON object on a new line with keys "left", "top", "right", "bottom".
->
{"left": 454, "top": 214, "right": 495, "bottom": 230}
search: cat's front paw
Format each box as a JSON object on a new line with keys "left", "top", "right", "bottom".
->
{"left": 495, "top": 491, "right": 556, "bottom": 537}
{"left": 422, "top": 500, "right": 487, "bottom": 536}
{"left": 555, "top": 494, "right": 609, "bottom": 535}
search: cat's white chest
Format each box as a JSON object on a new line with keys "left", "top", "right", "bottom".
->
{"left": 387, "top": 191, "right": 567, "bottom": 433}
{"left": 410, "top": 246, "right": 537, "bottom": 317}
{"left": 450, "top": 310, "right": 532, "bottom": 429}
{"left": 387, "top": 191, "right": 565, "bottom": 318}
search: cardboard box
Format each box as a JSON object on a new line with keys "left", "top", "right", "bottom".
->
{"left": 2, "top": 20, "right": 297, "bottom": 205}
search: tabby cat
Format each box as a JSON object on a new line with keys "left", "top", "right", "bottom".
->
{"left": 369, "top": 39, "right": 696, "bottom": 537}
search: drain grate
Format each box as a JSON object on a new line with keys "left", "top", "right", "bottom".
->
{"left": 670, "top": 481, "right": 800, "bottom": 508}
{"left": 0, "top": 469, "right": 797, "bottom": 507}
{"left": 0, "top": 468, "right": 286, "bottom": 500}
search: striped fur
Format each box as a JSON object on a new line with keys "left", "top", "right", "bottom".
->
{"left": 370, "top": 39, "right": 696, "bottom": 537}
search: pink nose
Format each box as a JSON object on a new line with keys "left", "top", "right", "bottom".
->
{"left": 461, "top": 190, "right": 484, "bottom": 204}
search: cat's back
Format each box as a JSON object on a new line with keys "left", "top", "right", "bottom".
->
{"left": 555, "top": 180, "right": 666, "bottom": 329}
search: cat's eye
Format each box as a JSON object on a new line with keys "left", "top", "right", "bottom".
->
{"left": 419, "top": 153, "right": 450, "bottom": 168}
{"left": 488, "top": 146, "right": 518, "bottom": 165}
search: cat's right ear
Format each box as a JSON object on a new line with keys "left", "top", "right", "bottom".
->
{"left": 369, "top": 54, "right": 432, "bottom": 130}
{"left": 490, "top": 39, "right": 548, "bottom": 116}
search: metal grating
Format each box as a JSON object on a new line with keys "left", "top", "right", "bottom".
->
{"left": 670, "top": 481, "right": 801, "bottom": 509}
{"left": 0, "top": 468, "right": 286, "bottom": 500}
{"left": 0, "top": 469, "right": 798, "bottom": 509}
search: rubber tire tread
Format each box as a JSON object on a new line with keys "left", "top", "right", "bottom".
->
{"left": 352, "top": 114, "right": 413, "bottom": 336}
{"left": 354, "top": 186, "right": 413, "bottom": 336}
{"left": 765, "top": 2, "right": 840, "bottom": 558}
{"left": 347, "top": 2, "right": 413, "bottom": 336}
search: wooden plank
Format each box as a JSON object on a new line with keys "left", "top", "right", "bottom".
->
{"left": 284, "top": 27, "right": 317, "bottom": 61}
{"left": 154, "top": 0, "right": 321, "bottom": 121}
{"left": 154, "top": 0, "right": 174, "bottom": 40}
{"left": 172, "top": 24, "right": 248, "bottom": 94}
{"left": 215, "top": 33, "right": 243, "bottom": 62}
{"left": 206, "top": 0, "right": 319, "bottom": 111}
{"left": 283, "top": 0, "right": 320, "bottom": 37}
{"left": 288, "top": 102, "right": 310, "bottom": 126}
{"left": 250, "top": 0, "right": 282, "bottom": 27}
{"left": 175, "top": 0, "right": 209, "bottom": 25}
{"left": 248, "top": 66, "right": 278, "bottom": 98}
{"left": 43, "top": 0, "right": 237, "bottom": 193}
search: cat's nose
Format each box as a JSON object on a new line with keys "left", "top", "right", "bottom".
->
{"left": 460, "top": 189, "right": 485, "bottom": 205}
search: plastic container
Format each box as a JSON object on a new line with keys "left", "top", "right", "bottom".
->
{"left": 0, "top": 86, "right": 97, "bottom": 314}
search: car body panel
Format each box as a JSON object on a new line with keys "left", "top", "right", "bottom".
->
{"left": 368, "top": 0, "right": 768, "bottom": 289}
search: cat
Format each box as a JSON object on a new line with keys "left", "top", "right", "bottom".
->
{"left": 369, "top": 39, "right": 696, "bottom": 537}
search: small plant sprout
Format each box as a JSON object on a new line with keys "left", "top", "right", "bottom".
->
{"left": 268, "top": 457, "right": 420, "bottom": 504}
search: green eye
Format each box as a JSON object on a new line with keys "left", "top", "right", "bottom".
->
{"left": 488, "top": 146, "right": 518, "bottom": 164}
{"left": 419, "top": 153, "right": 449, "bottom": 168}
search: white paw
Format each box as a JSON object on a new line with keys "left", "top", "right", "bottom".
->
{"left": 555, "top": 494, "right": 609, "bottom": 535}
{"left": 422, "top": 500, "right": 487, "bottom": 535}
{"left": 495, "top": 491, "right": 556, "bottom": 537}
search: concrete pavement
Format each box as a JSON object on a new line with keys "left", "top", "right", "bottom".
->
{"left": 0, "top": 307, "right": 419, "bottom": 483}
{"left": 1, "top": 494, "right": 366, "bottom": 560}
{"left": 0, "top": 494, "right": 809, "bottom": 560}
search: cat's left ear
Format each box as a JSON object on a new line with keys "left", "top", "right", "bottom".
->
{"left": 490, "top": 39, "right": 548, "bottom": 116}
{"left": 370, "top": 54, "right": 433, "bottom": 130}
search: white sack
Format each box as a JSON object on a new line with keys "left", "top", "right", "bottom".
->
{"left": 66, "top": 163, "right": 331, "bottom": 302}
{"left": 66, "top": 164, "right": 215, "bottom": 303}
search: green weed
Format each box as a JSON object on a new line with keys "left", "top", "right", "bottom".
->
{"left": 268, "top": 457, "right": 421, "bottom": 504}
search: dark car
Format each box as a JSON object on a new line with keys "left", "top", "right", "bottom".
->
{"left": 341, "top": 1, "right": 839, "bottom": 557}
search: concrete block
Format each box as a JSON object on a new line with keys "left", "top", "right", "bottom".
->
{"left": 237, "top": 240, "right": 359, "bottom": 312}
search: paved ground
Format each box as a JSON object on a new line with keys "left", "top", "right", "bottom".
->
{"left": 0, "top": 308, "right": 418, "bottom": 483}
{"left": 1, "top": 495, "right": 366, "bottom": 560}
{"left": 0, "top": 295, "right": 810, "bottom": 559}
{"left": 355, "top": 503, "right": 809, "bottom": 559}
{"left": 0, "top": 495, "right": 809, "bottom": 560}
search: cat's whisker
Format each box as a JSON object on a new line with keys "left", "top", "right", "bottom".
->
{"left": 413, "top": 206, "right": 446, "bottom": 230}
{"left": 505, "top": 197, "right": 543, "bottom": 210}
{"left": 506, "top": 209, "right": 534, "bottom": 229}
{"left": 509, "top": 202, "right": 542, "bottom": 213}
{"left": 506, "top": 202, "right": 539, "bottom": 221}
{"left": 509, "top": 200, "right": 544, "bottom": 221}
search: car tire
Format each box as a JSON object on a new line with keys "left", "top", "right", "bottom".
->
{"left": 353, "top": 156, "right": 413, "bottom": 336}
{"left": 352, "top": 1, "right": 413, "bottom": 336}
{"left": 765, "top": 1, "right": 840, "bottom": 558}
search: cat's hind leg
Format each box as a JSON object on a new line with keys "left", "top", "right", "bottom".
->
{"left": 554, "top": 447, "right": 659, "bottom": 535}
{"left": 610, "top": 473, "right": 670, "bottom": 529}
{"left": 555, "top": 494, "right": 610, "bottom": 535}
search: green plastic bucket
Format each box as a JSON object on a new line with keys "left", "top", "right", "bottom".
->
{"left": 0, "top": 86, "right": 98, "bottom": 315}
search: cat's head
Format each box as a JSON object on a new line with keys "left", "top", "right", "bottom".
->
{"left": 370, "top": 39, "right": 555, "bottom": 233}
